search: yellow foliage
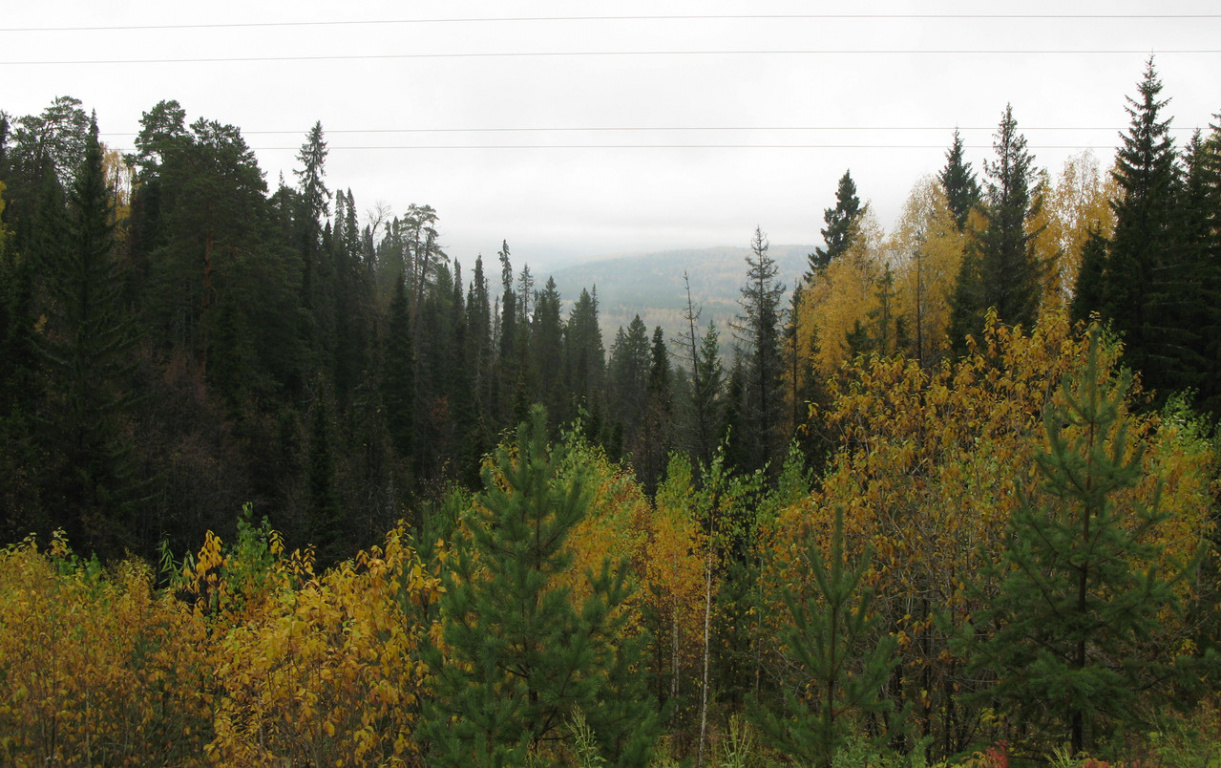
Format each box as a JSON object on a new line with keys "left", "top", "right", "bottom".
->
{"left": 798, "top": 209, "right": 887, "bottom": 377}
{"left": 203, "top": 525, "right": 441, "bottom": 767}
{"left": 0, "top": 532, "right": 213, "bottom": 767}
{"left": 641, "top": 455, "right": 711, "bottom": 704}
{"left": 889, "top": 177, "right": 969, "bottom": 369}
{"left": 1033, "top": 152, "right": 1118, "bottom": 309}
{"left": 764, "top": 310, "right": 1213, "bottom": 747}
{"left": 0, "top": 518, "right": 441, "bottom": 768}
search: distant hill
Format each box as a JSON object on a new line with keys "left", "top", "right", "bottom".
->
{"left": 545, "top": 245, "right": 814, "bottom": 349}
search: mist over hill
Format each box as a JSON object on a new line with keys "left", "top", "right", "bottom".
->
{"left": 546, "top": 244, "right": 814, "bottom": 346}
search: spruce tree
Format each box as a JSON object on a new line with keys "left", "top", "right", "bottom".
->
{"left": 970, "top": 329, "right": 1182, "bottom": 754}
{"left": 608, "top": 315, "right": 650, "bottom": 441}
{"left": 1070, "top": 227, "right": 1109, "bottom": 325}
{"left": 1173, "top": 129, "right": 1218, "bottom": 413}
{"left": 939, "top": 129, "right": 981, "bottom": 232}
{"left": 307, "top": 390, "right": 346, "bottom": 566}
{"left": 1104, "top": 59, "right": 1183, "bottom": 397}
{"left": 950, "top": 104, "right": 1043, "bottom": 347}
{"left": 421, "top": 406, "right": 657, "bottom": 767}
{"left": 383, "top": 273, "right": 414, "bottom": 466}
{"left": 533, "top": 276, "right": 566, "bottom": 419}
{"left": 39, "top": 115, "right": 137, "bottom": 555}
{"left": 735, "top": 227, "right": 786, "bottom": 475}
{"left": 809, "top": 171, "right": 862, "bottom": 278}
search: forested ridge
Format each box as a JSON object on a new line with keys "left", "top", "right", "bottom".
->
{"left": 1, "top": 60, "right": 1219, "bottom": 766}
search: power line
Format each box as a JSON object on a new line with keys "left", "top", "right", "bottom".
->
{"left": 100, "top": 125, "right": 1198, "bottom": 137}
{"left": 7, "top": 49, "right": 1217, "bottom": 66}
{"left": 3, "top": 13, "right": 1218, "bottom": 33}
{"left": 108, "top": 144, "right": 1129, "bottom": 152}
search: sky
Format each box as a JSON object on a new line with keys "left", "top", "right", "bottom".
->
{"left": 3, "top": 1, "right": 1218, "bottom": 273}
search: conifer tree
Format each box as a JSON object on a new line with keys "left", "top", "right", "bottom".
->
{"left": 636, "top": 325, "right": 672, "bottom": 496}
{"left": 533, "top": 276, "right": 566, "bottom": 419}
{"left": 950, "top": 104, "right": 1043, "bottom": 346}
{"left": 608, "top": 315, "right": 650, "bottom": 441}
{"left": 565, "top": 287, "right": 606, "bottom": 414}
{"left": 1070, "top": 227, "right": 1108, "bottom": 325}
{"left": 735, "top": 227, "right": 786, "bottom": 475}
{"left": 1104, "top": 59, "right": 1183, "bottom": 396}
{"left": 422, "top": 406, "right": 657, "bottom": 767}
{"left": 939, "top": 129, "right": 981, "bottom": 232}
{"left": 970, "top": 329, "right": 1182, "bottom": 754}
{"left": 755, "top": 507, "right": 897, "bottom": 768}
{"left": 1170, "top": 129, "right": 1217, "bottom": 411}
{"left": 383, "top": 273, "right": 414, "bottom": 467}
{"left": 39, "top": 115, "right": 137, "bottom": 555}
{"left": 307, "top": 390, "right": 345, "bottom": 566}
{"left": 809, "top": 171, "right": 862, "bottom": 277}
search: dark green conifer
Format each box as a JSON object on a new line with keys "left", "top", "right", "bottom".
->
{"left": 809, "top": 171, "right": 862, "bottom": 278}
{"left": 950, "top": 104, "right": 1043, "bottom": 348}
{"left": 307, "top": 391, "right": 345, "bottom": 566}
{"left": 39, "top": 115, "right": 137, "bottom": 555}
{"left": 939, "top": 129, "right": 981, "bottom": 232}
{"left": 1070, "top": 227, "right": 1109, "bottom": 326}
{"left": 1104, "top": 59, "right": 1183, "bottom": 397}
{"left": 735, "top": 227, "right": 786, "bottom": 475}
{"left": 383, "top": 273, "right": 414, "bottom": 465}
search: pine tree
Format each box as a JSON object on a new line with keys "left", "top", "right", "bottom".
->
{"left": 970, "top": 329, "right": 1182, "bottom": 754}
{"left": 421, "top": 406, "right": 657, "bottom": 767}
{"left": 754, "top": 507, "right": 897, "bottom": 768}
{"left": 809, "top": 171, "right": 862, "bottom": 278}
{"left": 939, "top": 129, "right": 981, "bottom": 232}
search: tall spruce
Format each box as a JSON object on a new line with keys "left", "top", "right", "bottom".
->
{"left": 939, "top": 129, "right": 981, "bottom": 232}
{"left": 950, "top": 104, "right": 1043, "bottom": 348}
{"left": 307, "top": 390, "right": 346, "bottom": 566}
{"left": 735, "top": 227, "right": 786, "bottom": 475}
{"left": 39, "top": 116, "right": 137, "bottom": 555}
{"left": 1185, "top": 120, "right": 1221, "bottom": 415}
{"left": 383, "top": 273, "right": 415, "bottom": 468}
{"left": 1104, "top": 59, "right": 1183, "bottom": 398}
{"left": 295, "top": 122, "right": 331, "bottom": 355}
{"left": 809, "top": 171, "right": 862, "bottom": 278}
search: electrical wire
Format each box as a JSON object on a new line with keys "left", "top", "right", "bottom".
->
{"left": 3, "top": 13, "right": 1218, "bottom": 33}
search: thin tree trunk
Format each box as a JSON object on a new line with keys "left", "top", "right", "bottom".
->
{"left": 697, "top": 543, "right": 713, "bottom": 768}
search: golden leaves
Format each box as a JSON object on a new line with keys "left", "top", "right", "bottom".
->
{"left": 0, "top": 522, "right": 441, "bottom": 767}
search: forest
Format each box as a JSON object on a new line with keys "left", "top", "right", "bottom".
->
{"left": 0, "top": 59, "right": 1219, "bottom": 766}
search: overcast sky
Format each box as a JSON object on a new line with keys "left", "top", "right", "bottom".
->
{"left": 4, "top": 1, "right": 1218, "bottom": 272}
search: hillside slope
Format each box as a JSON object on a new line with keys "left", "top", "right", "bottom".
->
{"left": 547, "top": 244, "right": 813, "bottom": 345}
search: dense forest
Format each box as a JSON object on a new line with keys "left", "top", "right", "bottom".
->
{"left": 1, "top": 59, "right": 1219, "bottom": 766}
